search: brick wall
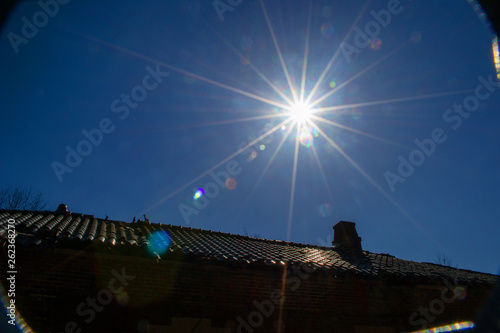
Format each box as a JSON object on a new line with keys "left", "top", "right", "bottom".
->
{"left": 0, "top": 244, "right": 494, "bottom": 333}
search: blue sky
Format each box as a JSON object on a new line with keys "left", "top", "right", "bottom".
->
{"left": 1, "top": 0, "right": 500, "bottom": 275}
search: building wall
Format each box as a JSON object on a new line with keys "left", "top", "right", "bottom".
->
{"left": 0, "top": 245, "right": 494, "bottom": 333}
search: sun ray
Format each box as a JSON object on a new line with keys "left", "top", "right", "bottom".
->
{"left": 300, "top": 0, "right": 313, "bottom": 103}
{"left": 142, "top": 118, "right": 294, "bottom": 214}
{"left": 307, "top": 131, "right": 337, "bottom": 213}
{"left": 190, "top": 55, "right": 281, "bottom": 105}
{"left": 109, "top": 113, "right": 290, "bottom": 139}
{"left": 209, "top": 26, "right": 295, "bottom": 105}
{"left": 276, "top": 262, "right": 288, "bottom": 333}
{"left": 310, "top": 41, "right": 410, "bottom": 108}
{"left": 305, "top": 0, "right": 372, "bottom": 105}
{"left": 310, "top": 123, "right": 445, "bottom": 251}
{"left": 161, "top": 113, "right": 290, "bottom": 132}
{"left": 64, "top": 28, "right": 291, "bottom": 110}
{"left": 55, "top": 2, "right": 463, "bottom": 261}
{"left": 239, "top": 123, "right": 296, "bottom": 212}
{"left": 260, "top": 0, "right": 299, "bottom": 103}
{"left": 313, "top": 89, "right": 474, "bottom": 113}
{"left": 310, "top": 114, "right": 412, "bottom": 150}
{"left": 286, "top": 124, "right": 301, "bottom": 241}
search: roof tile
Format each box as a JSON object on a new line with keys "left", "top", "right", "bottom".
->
{"left": 1, "top": 209, "right": 497, "bottom": 285}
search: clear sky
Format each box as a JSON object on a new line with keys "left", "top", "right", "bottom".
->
{"left": 1, "top": 0, "right": 499, "bottom": 275}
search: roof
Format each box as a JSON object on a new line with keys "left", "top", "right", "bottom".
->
{"left": 1, "top": 207, "right": 498, "bottom": 285}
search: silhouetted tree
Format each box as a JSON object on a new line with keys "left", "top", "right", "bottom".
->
{"left": 0, "top": 185, "right": 48, "bottom": 210}
{"left": 435, "top": 252, "right": 454, "bottom": 267}
{"left": 242, "top": 227, "right": 263, "bottom": 239}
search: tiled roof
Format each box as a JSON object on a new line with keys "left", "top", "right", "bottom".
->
{"left": 1, "top": 208, "right": 497, "bottom": 285}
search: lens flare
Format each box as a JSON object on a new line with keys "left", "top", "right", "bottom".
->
{"left": 319, "top": 203, "right": 333, "bottom": 217}
{"left": 411, "top": 31, "right": 422, "bottom": 43}
{"left": 454, "top": 286, "right": 467, "bottom": 300}
{"left": 370, "top": 38, "right": 382, "bottom": 50}
{"left": 493, "top": 36, "right": 500, "bottom": 79}
{"left": 299, "top": 127, "right": 314, "bottom": 147}
{"left": 247, "top": 150, "right": 258, "bottom": 162}
{"left": 321, "top": 23, "right": 334, "bottom": 37}
{"left": 1, "top": 287, "right": 34, "bottom": 332}
{"left": 193, "top": 188, "right": 204, "bottom": 200}
{"left": 116, "top": 291, "right": 130, "bottom": 306}
{"left": 225, "top": 178, "right": 237, "bottom": 190}
{"left": 147, "top": 229, "right": 172, "bottom": 256}
{"left": 411, "top": 321, "right": 474, "bottom": 333}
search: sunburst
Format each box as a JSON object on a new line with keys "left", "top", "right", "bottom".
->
{"left": 71, "top": 2, "right": 468, "bottom": 249}
{"left": 287, "top": 101, "right": 314, "bottom": 124}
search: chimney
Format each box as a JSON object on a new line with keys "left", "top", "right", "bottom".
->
{"left": 332, "top": 221, "right": 362, "bottom": 250}
{"left": 56, "top": 204, "right": 68, "bottom": 214}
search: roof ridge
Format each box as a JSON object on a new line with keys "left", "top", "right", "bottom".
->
{"left": 422, "top": 261, "right": 500, "bottom": 277}
{"left": 2, "top": 209, "right": 336, "bottom": 249}
{"left": 1, "top": 209, "right": 497, "bottom": 282}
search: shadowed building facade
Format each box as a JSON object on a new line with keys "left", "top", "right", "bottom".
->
{"left": 0, "top": 205, "right": 498, "bottom": 333}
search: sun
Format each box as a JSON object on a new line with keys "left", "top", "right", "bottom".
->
{"left": 288, "top": 101, "right": 313, "bottom": 124}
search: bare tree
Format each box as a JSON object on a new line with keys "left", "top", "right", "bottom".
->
{"left": 0, "top": 185, "right": 48, "bottom": 210}
{"left": 435, "top": 252, "right": 454, "bottom": 267}
{"left": 242, "top": 227, "right": 263, "bottom": 239}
